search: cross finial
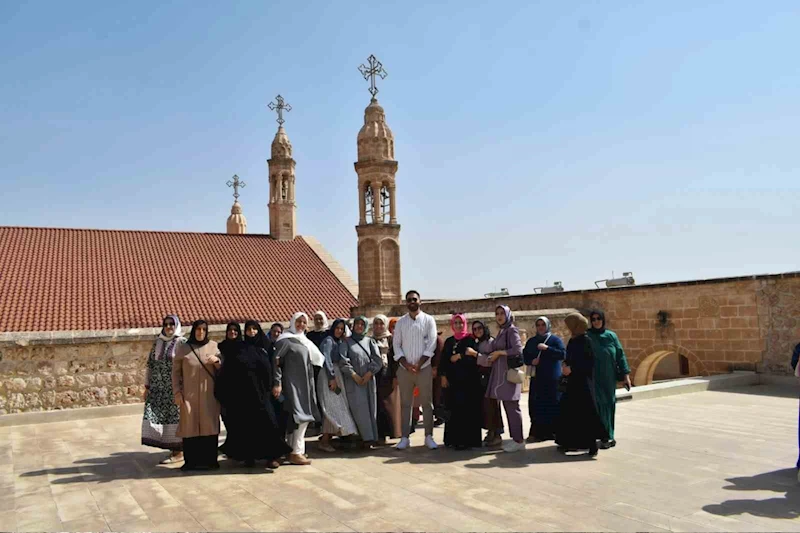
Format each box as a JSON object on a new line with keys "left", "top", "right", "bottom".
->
{"left": 267, "top": 94, "right": 292, "bottom": 126}
{"left": 358, "top": 54, "right": 387, "bottom": 99}
{"left": 226, "top": 174, "right": 246, "bottom": 200}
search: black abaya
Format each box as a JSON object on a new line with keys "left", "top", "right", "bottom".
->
{"left": 439, "top": 336, "right": 483, "bottom": 449}
{"left": 555, "top": 334, "right": 607, "bottom": 451}
{"left": 216, "top": 340, "right": 291, "bottom": 462}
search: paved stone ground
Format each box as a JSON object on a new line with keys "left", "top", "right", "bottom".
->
{"left": 1, "top": 385, "right": 798, "bottom": 532}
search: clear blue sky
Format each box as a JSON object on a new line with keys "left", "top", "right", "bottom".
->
{"left": 2, "top": 1, "right": 798, "bottom": 299}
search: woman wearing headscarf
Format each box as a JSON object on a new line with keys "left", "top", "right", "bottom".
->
{"left": 216, "top": 322, "right": 241, "bottom": 451}
{"left": 307, "top": 311, "right": 330, "bottom": 348}
{"left": 439, "top": 313, "right": 483, "bottom": 449}
{"left": 466, "top": 305, "right": 525, "bottom": 452}
{"left": 371, "top": 315, "right": 402, "bottom": 442}
{"left": 471, "top": 320, "right": 503, "bottom": 446}
{"left": 142, "top": 315, "right": 184, "bottom": 463}
{"left": 317, "top": 318, "right": 358, "bottom": 452}
{"left": 273, "top": 312, "right": 322, "bottom": 465}
{"left": 556, "top": 313, "right": 605, "bottom": 456}
{"left": 340, "top": 316, "right": 383, "bottom": 447}
{"left": 523, "top": 316, "right": 566, "bottom": 442}
{"left": 172, "top": 320, "right": 222, "bottom": 471}
{"left": 587, "top": 309, "right": 631, "bottom": 449}
{"left": 269, "top": 322, "right": 284, "bottom": 342}
{"left": 216, "top": 321, "right": 290, "bottom": 468}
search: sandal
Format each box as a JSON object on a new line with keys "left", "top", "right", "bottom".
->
{"left": 160, "top": 453, "right": 184, "bottom": 465}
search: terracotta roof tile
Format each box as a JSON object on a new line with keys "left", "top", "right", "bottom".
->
{"left": 0, "top": 227, "right": 358, "bottom": 332}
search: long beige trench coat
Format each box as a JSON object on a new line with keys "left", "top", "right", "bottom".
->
{"left": 172, "top": 340, "right": 221, "bottom": 438}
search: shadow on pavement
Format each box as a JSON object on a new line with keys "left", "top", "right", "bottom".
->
{"left": 702, "top": 468, "right": 800, "bottom": 520}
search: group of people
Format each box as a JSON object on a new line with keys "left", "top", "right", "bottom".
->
{"left": 435, "top": 303, "right": 630, "bottom": 456}
{"left": 140, "top": 290, "right": 633, "bottom": 470}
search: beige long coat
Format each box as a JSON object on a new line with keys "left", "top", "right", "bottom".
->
{"left": 172, "top": 340, "right": 221, "bottom": 438}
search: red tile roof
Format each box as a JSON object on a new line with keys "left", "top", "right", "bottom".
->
{"left": 0, "top": 227, "right": 358, "bottom": 333}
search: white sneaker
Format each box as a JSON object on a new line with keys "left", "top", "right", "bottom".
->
{"left": 424, "top": 435, "right": 438, "bottom": 450}
{"left": 395, "top": 437, "right": 410, "bottom": 450}
{"left": 502, "top": 440, "right": 525, "bottom": 453}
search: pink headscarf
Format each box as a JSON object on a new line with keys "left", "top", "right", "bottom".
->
{"left": 450, "top": 313, "right": 470, "bottom": 340}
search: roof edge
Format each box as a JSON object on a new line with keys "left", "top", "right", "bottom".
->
{"left": 0, "top": 225, "right": 276, "bottom": 237}
{"left": 301, "top": 235, "right": 359, "bottom": 299}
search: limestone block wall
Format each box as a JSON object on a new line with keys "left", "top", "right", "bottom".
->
{"left": 361, "top": 272, "right": 800, "bottom": 382}
{"left": 0, "top": 324, "right": 232, "bottom": 415}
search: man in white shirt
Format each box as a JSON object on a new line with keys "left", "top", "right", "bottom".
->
{"left": 393, "top": 290, "right": 439, "bottom": 450}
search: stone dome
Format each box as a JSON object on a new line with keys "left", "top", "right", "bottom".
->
{"left": 226, "top": 201, "right": 247, "bottom": 234}
{"left": 357, "top": 98, "right": 395, "bottom": 162}
{"left": 271, "top": 126, "right": 293, "bottom": 159}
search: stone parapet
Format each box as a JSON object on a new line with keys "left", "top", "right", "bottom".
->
{"left": 0, "top": 322, "right": 284, "bottom": 415}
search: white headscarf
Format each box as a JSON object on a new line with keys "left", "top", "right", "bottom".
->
{"left": 154, "top": 315, "right": 182, "bottom": 360}
{"left": 371, "top": 314, "right": 391, "bottom": 340}
{"left": 312, "top": 310, "right": 329, "bottom": 332}
{"left": 277, "top": 312, "right": 325, "bottom": 367}
{"left": 158, "top": 314, "right": 182, "bottom": 341}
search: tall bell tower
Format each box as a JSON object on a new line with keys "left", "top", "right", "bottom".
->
{"left": 267, "top": 95, "right": 296, "bottom": 240}
{"left": 355, "top": 55, "right": 401, "bottom": 307}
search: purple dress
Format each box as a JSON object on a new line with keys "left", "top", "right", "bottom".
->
{"left": 478, "top": 325, "right": 523, "bottom": 402}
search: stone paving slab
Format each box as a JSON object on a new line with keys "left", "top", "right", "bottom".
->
{"left": 1, "top": 385, "right": 798, "bottom": 532}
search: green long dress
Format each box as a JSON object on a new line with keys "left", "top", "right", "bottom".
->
{"left": 587, "top": 329, "right": 630, "bottom": 441}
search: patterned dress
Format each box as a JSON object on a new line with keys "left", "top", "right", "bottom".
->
{"left": 141, "top": 337, "right": 183, "bottom": 450}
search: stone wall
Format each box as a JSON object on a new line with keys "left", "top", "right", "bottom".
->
{"left": 0, "top": 324, "right": 235, "bottom": 415}
{"left": 357, "top": 272, "right": 800, "bottom": 382}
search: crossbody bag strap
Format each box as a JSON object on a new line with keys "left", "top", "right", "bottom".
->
{"left": 190, "top": 345, "right": 217, "bottom": 382}
{"left": 537, "top": 333, "right": 552, "bottom": 358}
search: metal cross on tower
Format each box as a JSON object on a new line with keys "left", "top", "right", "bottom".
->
{"left": 267, "top": 95, "right": 292, "bottom": 126}
{"left": 227, "top": 174, "right": 246, "bottom": 200}
{"left": 358, "top": 55, "right": 387, "bottom": 98}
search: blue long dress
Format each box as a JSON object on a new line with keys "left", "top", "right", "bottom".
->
{"left": 523, "top": 333, "right": 566, "bottom": 441}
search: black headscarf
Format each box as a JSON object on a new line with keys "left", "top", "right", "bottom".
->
{"left": 244, "top": 320, "right": 268, "bottom": 350}
{"left": 218, "top": 322, "right": 242, "bottom": 353}
{"left": 187, "top": 320, "right": 210, "bottom": 346}
{"left": 328, "top": 318, "right": 347, "bottom": 341}
{"left": 471, "top": 320, "right": 490, "bottom": 343}
{"left": 589, "top": 309, "right": 606, "bottom": 333}
{"left": 269, "top": 322, "right": 284, "bottom": 341}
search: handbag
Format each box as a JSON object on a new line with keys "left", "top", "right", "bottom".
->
{"left": 507, "top": 366, "right": 525, "bottom": 384}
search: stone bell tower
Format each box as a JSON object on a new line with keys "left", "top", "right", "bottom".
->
{"left": 355, "top": 55, "right": 401, "bottom": 307}
{"left": 267, "top": 95, "right": 296, "bottom": 240}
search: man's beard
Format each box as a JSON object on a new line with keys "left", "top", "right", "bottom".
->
{"left": 407, "top": 303, "right": 420, "bottom": 312}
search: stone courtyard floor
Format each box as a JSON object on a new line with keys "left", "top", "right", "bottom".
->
{"left": 1, "top": 385, "right": 798, "bottom": 532}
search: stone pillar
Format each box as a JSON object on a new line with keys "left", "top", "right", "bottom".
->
{"left": 389, "top": 184, "right": 397, "bottom": 224}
